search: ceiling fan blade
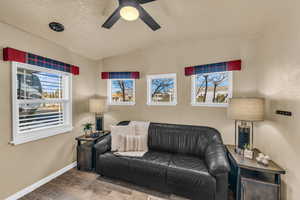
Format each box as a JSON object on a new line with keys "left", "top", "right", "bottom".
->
{"left": 102, "top": 0, "right": 119, "bottom": 16}
{"left": 137, "top": 5, "right": 161, "bottom": 31}
{"left": 102, "top": 7, "right": 121, "bottom": 29}
{"left": 137, "top": 0, "right": 156, "bottom": 4}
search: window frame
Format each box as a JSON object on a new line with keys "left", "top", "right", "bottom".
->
{"left": 191, "top": 71, "right": 233, "bottom": 107}
{"left": 147, "top": 73, "right": 177, "bottom": 106}
{"left": 11, "top": 62, "right": 73, "bottom": 145}
{"left": 107, "top": 79, "right": 136, "bottom": 106}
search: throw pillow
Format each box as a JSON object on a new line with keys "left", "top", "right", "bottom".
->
{"left": 110, "top": 125, "right": 135, "bottom": 151}
{"left": 118, "top": 134, "right": 148, "bottom": 152}
{"left": 130, "top": 121, "right": 150, "bottom": 136}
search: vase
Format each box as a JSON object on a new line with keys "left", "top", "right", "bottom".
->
{"left": 84, "top": 130, "right": 89, "bottom": 138}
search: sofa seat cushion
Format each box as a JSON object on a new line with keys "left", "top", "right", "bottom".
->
{"left": 128, "top": 151, "right": 171, "bottom": 192}
{"left": 98, "top": 151, "right": 172, "bottom": 192}
{"left": 167, "top": 154, "right": 216, "bottom": 200}
{"left": 97, "top": 152, "right": 132, "bottom": 181}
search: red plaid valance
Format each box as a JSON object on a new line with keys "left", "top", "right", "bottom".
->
{"left": 3, "top": 47, "right": 79, "bottom": 75}
{"left": 101, "top": 72, "right": 140, "bottom": 79}
{"left": 185, "top": 60, "right": 241, "bottom": 76}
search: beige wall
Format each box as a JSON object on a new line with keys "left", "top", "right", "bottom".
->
{"left": 101, "top": 37, "right": 258, "bottom": 144}
{"left": 253, "top": 3, "right": 300, "bottom": 199}
{"left": 0, "top": 22, "right": 99, "bottom": 199}
{"left": 2, "top": 6, "right": 300, "bottom": 199}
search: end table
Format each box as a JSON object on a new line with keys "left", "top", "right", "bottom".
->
{"left": 76, "top": 131, "right": 110, "bottom": 171}
{"left": 226, "top": 145, "right": 286, "bottom": 200}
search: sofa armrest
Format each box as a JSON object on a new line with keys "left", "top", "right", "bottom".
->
{"left": 94, "top": 134, "right": 111, "bottom": 155}
{"left": 205, "top": 143, "right": 230, "bottom": 176}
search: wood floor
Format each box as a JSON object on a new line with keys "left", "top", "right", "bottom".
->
{"left": 21, "top": 168, "right": 235, "bottom": 200}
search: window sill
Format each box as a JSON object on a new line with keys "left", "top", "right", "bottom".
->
{"left": 10, "top": 125, "right": 73, "bottom": 145}
{"left": 108, "top": 103, "right": 136, "bottom": 106}
{"left": 191, "top": 103, "right": 229, "bottom": 107}
{"left": 147, "top": 102, "right": 177, "bottom": 106}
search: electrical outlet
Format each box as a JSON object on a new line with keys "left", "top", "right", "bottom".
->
{"left": 276, "top": 110, "right": 292, "bottom": 116}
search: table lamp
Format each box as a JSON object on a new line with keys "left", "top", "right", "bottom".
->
{"left": 89, "top": 98, "right": 106, "bottom": 132}
{"left": 227, "top": 98, "right": 265, "bottom": 151}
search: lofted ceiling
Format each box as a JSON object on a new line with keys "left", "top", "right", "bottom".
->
{"left": 0, "top": 0, "right": 285, "bottom": 60}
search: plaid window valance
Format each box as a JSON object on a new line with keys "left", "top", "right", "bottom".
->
{"left": 3, "top": 47, "right": 80, "bottom": 75}
{"left": 101, "top": 72, "right": 140, "bottom": 79}
{"left": 185, "top": 60, "right": 241, "bottom": 76}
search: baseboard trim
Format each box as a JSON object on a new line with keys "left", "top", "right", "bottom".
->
{"left": 6, "top": 162, "right": 77, "bottom": 200}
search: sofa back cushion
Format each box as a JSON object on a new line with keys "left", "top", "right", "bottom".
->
{"left": 148, "top": 123, "right": 223, "bottom": 157}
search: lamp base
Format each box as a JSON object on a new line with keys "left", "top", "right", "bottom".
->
{"left": 95, "top": 115, "right": 103, "bottom": 132}
{"left": 234, "top": 121, "right": 254, "bottom": 153}
{"left": 238, "top": 125, "right": 250, "bottom": 149}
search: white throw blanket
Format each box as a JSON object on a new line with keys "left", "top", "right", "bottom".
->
{"left": 113, "top": 121, "right": 150, "bottom": 157}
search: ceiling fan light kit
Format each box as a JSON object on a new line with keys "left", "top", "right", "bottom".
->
{"left": 102, "top": 0, "right": 161, "bottom": 31}
{"left": 120, "top": 6, "right": 140, "bottom": 21}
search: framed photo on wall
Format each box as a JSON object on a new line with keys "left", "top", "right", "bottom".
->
{"left": 191, "top": 71, "right": 232, "bottom": 107}
{"left": 147, "top": 73, "right": 177, "bottom": 106}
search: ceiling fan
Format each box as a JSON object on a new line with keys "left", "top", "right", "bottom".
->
{"left": 102, "top": 0, "right": 161, "bottom": 31}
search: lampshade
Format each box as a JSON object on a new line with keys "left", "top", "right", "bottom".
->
{"left": 89, "top": 98, "right": 105, "bottom": 114}
{"left": 227, "top": 98, "right": 265, "bottom": 121}
{"left": 120, "top": 6, "right": 140, "bottom": 21}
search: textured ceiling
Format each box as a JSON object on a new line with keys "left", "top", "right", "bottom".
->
{"left": 0, "top": 0, "right": 284, "bottom": 60}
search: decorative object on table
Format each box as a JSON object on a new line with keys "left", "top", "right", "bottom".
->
{"left": 89, "top": 98, "right": 106, "bottom": 132}
{"left": 256, "top": 153, "right": 271, "bottom": 166}
{"left": 227, "top": 97, "right": 265, "bottom": 152}
{"left": 243, "top": 144, "right": 253, "bottom": 159}
{"left": 90, "top": 132, "right": 100, "bottom": 138}
{"left": 76, "top": 131, "right": 110, "bottom": 171}
{"left": 226, "top": 145, "right": 285, "bottom": 200}
{"left": 82, "top": 123, "right": 93, "bottom": 137}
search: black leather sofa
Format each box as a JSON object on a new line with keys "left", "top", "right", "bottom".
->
{"left": 95, "top": 122, "right": 230, "bottom": 200}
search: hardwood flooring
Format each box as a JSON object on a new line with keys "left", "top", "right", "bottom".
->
{"left": 20, "top": 169, "right": 235, "bottom": 200}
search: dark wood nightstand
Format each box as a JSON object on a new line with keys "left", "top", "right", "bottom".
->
{"left": 226, "top": 145, "right": 286, "bottom": 200}
{"left": 76, "top": 131, "right": 110, "bottom": 171}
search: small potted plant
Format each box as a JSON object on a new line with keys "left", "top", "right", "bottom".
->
{"left": 243, "top": 144, "right": 253, "bottom": 159}
{"left": 82, "top": 123, "right": 94, "bottom": 137}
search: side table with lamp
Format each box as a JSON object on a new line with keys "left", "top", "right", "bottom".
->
{"left": 227, "top": 98, "right": 286, "bottom": 200}
{"left": 76, "top": 98, "right": 109, "bottom": 171}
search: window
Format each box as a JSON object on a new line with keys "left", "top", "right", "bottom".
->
{"left": 12, "top": 62, "right": 72, "bottom": 145}
{"left": 107, "top": 79, "right": 135, "bottom": 105}
{"left": 191, "top": 71, "right": 232, "bottom": 107}
{"left": 147, "top": 73, "right": 177, "bottom": 106}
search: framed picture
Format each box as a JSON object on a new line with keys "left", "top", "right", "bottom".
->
{"left": 147, "top": 73, "right": 177, "bottom": 106}
{"left": 191, "top": 71, "right": 232, "bottom": 107}
{"left": 107, "top": 79, "right": 135, "bottom": 105}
